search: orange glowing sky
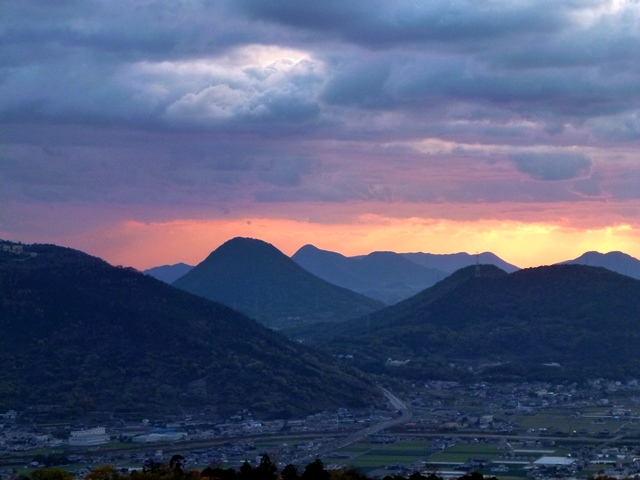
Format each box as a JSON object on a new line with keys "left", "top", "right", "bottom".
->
{"left": 7, "top": 200, "right": 637, "bottom": 271}
{"left": 111, "top": 216, "right": 640, "bottom": 270}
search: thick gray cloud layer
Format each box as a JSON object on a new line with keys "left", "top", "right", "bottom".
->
{"left": 1, "top": 0, "right": 639, "bottom": 224}
{"left": 510, "top": 152, "right": 593, "bottom": 181}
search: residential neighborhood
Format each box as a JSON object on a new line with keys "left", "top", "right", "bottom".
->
{"left": 4, "top": 379, "right": 640, "bottom": 479}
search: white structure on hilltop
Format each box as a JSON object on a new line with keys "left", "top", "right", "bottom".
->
{"left": 68, "top": 427, "right": 110, "bottom": 446}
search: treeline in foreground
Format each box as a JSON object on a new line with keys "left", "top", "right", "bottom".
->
{"left": 13, "top": 455, "right": 622, "bottom": 480}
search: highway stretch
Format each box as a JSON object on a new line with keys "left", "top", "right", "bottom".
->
{"left": 292, "top": 386, "right": 413, "bottom": 464}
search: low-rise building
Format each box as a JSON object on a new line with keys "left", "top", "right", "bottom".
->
{"left": 132, "top": 432, "right": 187, "bottom": 443}
{"left": 69, "top": 427, "right": 110, "bottom": 446}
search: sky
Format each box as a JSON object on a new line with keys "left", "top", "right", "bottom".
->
{"left": 1, "top": 0, "right": 639, "bottom": 270}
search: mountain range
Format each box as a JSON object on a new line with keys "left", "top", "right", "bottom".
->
{"left": 400, "top": 251, "right": 520, "bottom": 274}
{"left": 0, "top": 241, "right": 379, "bottom": 419}
{"left": 172, "top": 238, "right": 384, "bottom": 329}
{"left": 306, "top": 264, "right": 640, "bottom": 382}
{"left": 144, "top": 262, "right": 194, "bottom": 284}
{"left": 291, "top": 245, "right": 447, "bottom": 304}
{"left": 146, "top": 246, "right": 521, "bottom": 304}
{"left": 147, "top": 245, "right": 640, "bottom": 306}
{"left": 291, "top": 247, "right": 520, "bottom": 304}
{"left": 7, "top": 235, "right": 640, "bottom": 421}
{"left": 560, "top": 251, "right": 640, "bottom": 280}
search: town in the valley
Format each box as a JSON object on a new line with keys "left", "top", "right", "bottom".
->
{"left": 3, "top": 379, "right": 640, "bottom": 480}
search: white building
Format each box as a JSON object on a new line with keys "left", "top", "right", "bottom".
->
{"left": 69, "top": 427, "right": 110, "bottom": 446}
{"left": 132, "top": 432, "right": 187, "bottom": 443}
{"left": 533, "top": 457, "right": 575, "bottom": 467}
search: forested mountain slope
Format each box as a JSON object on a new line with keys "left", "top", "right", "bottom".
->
{"left": 173, "top": 237, "right": 384, "bottom": 329}
{"left": 0, "top": 241, "right": 380, "bottom": 418}
{"left": 310, "top": 264, "right": 640, "bottom": 382}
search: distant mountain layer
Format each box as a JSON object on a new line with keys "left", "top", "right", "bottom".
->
{"left": 0, "top": 241, "right": 379, "bottom": 418}
{"left": 144, "top": 262, "right": 193, "bottom": 284}
{"left": 292, "top": 245, "right": 518, "bottom": 304}
{"left": 309, "top": 264, "right": 640, "bottom": 382}
{"left": 173, "top": 238, "right": 384, "bottom": 329}
{"left": 400, "top": 251, "right": 520, "bottom": 274}
{"left": 292, "top": 245, "right": 447, "bottom": 304}
{"left": 560, "top": 251, "right": 640, "bottom": 280}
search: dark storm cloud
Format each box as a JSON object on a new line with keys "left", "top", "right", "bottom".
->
{"left": 0, "top": 1, "right": 254, "bottom": 63}
{"left": 229, "top": 0, "right": 569, "bottom": 48}
{"left": 321, "top": 53, "right": 640, "bottom": 119}
{"left": 0, "top": 0, "right": 638, "bottom": 214}
{"left": 572, "top": 172, "right": 604, "bottom": 198}
{"left": 0, "top": 125, "right": 322, "bottom": 206}
{"left": 257, "top": 156, "right": 318, "bottom": 187}
{"left": 589, "top": 113, "right": 640, "bottom": 142}
{"left": 321, "top": 60, "right": 395, "bottom": 109}
{"left": 608, "top": 169, "right": 640, "bottom": 201}
{"left": 510, "top": 152, "right": 593, "bottom": 181}
{"left": 2, "top": 0, "right": 638, "bottom": 133}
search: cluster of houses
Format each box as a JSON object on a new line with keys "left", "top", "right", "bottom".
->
{"left": 0, "top": 242, "right": 36, "bottom": 257}
{"left": 67, "top": 427, "right": 188, "bottom": 446}
{"left": 5, "top": 378, "right": 640, "bottom": 478}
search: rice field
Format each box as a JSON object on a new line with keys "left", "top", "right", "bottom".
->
{"left": 328, "top": 439, "right": 434, "bottom": 469}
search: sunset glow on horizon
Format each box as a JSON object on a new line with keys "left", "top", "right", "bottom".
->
{"left": 8, "top": 206, "right": 637, "bottom": 271}
{"left": 110, "top": 216, "right": 640, "bottom": 271}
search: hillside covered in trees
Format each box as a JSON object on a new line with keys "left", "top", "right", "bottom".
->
{"left": 0, "top": 241, "right": 379, "bottom": 418}
{"left": 173, "top": 238, "right": 384, "bottom": 330}
{"left": 307, "top": 264, "right": 640, "bottom": 382}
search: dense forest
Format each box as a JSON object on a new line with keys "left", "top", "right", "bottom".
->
{"left": 308, "top": 264, "right": 640, "bottom": 382}
{"left": 0, "top": 242, "right": 379, "bottom": 418}
{"left": 173, "top": 238, "right": 383, "bottom": 329}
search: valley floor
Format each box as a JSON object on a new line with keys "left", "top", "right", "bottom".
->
{"left": 3, "top": 378, "right": 640, "bottom": 479}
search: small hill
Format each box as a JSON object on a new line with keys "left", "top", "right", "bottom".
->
{"left": 401, "top": 251, "right": 520, "bottom": 274}
{"left": 173, "top": 238, "right": 384, "bottom": 329}
{"left": 310, "top": 264, "right": 640, "bottom": 382}
{"left": 292, "top": 245, "right": 446, "bottom": 304}
{"left": 0, "top": 241, "right": 380, "bottom": 419}
{"left": 560, "top": 251, "right": 640, "bottom": 280}
{"left": 144, "top": 262, "right": 193, "bottom": 284}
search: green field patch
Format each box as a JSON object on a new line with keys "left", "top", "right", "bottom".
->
{"left": 439, "top": 444, "right": 502, "bottom": 455}
{"left": 338, "top": 443, "right": 378, "bottom": 454}
{"left": 329, "top": 440, "right": 435, "bottom": 470}
{"left": 428, "top": 453, "right": 481, "bottom": 463}
{"left": 577, "top": 464, "right": 606, "bottom": 479}
{"left": 512, "top": 413, "right": 628, "bottom": 434}
{"left": 337, "top": 439, "right": 432, "bottom": 456}
{"left": 367, "top": 449, "right": 429, "bottom": 458}
{"left": 365, "top": 442, "right": 433, "bottom": 455}
{"left": 341, "top": 454, "right": 425, "bottom": 469}
{"left": 428, "top": 444, "right": 502, "bottom": 464}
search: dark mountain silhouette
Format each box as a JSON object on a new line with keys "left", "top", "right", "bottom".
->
{"left": 401, "top": 251, "right": 520, "bottom": 274}
{"left": 309, "top": 264, "right": 640, "bottom": 382}
{"left": 0, "top": 241, "right": 379, "bottom": 418}
{"left": 144, "top": 262, "right": 193, "bottom": 283}
{"left": 560, "top": 251, "right": 640, "bottom": 280}
{"left": 172, "top": 238, "right": 384, "bottom": 329}
{"left": 292, "top": 245, "right": 446, "bottom": 304}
